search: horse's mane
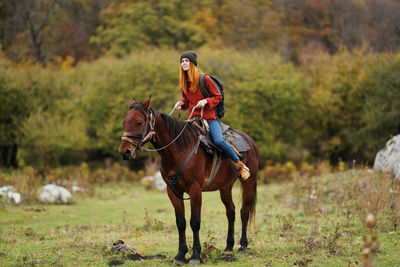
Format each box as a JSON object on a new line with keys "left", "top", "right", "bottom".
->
{"left": 155, "top": 110, "right": 198, "bottom": 151}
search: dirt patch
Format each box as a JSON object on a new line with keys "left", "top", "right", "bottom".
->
{"left": 108, "top": 260, "right": 123, "bottom": 266}
{"left": 127, "top": 252, "right": 167, "bottom": 261}
{"left": 293, "top": 257, "right": 313, "bottom": 266}
{"left": 127, "top": 253, "right": 142, "bottom": 260}
{"left": 217, "top": 253, "right": 237, "bottom": 262}
{"left": 23, "top": 207, "right": 46, "bottom": 212}
{"left": 141, "top": 254, "right": 167, "bottom": 260}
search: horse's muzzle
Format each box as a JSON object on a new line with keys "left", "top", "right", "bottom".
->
{"left": 121, "top": 148, "right": 136, "bottom": 160}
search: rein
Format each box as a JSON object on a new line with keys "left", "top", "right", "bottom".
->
{"left": 121, "top": 105, "right": 204, "bottom": 200}
{"left": 141, "top": 107, "right": 202, "bottom": 152}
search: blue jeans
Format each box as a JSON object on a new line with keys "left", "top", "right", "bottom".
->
{"left": 208, "top": 120, "right": 239, "bottom": 163}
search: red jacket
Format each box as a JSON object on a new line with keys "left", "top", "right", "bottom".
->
{"left": 180, "top": 75, "right": 222, "bottom": 122}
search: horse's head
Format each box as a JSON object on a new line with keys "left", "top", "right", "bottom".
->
{"left": 119, "top": 97, "right": 153, "bottom": 160}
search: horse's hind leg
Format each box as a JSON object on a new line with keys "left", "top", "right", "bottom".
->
{"left": 167, "top": 187, "right": 188, "bottom": 264}
{"left": 219, "top": 185, "right": 235, "bottom": 252}
{"left": 239, "top": 178, "right": 256, "bottom": 251}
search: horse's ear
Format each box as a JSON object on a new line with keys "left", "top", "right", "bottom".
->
{"left": 142, "top": 95, "right": 151, "bottom": 111}
{"left": 129, "top": 98, "right": 137, "bottom": 109}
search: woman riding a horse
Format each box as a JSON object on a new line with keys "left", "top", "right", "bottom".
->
{"left": 174, "top": 51, "right": 250, "bottom": 180}
{"left": 119, "top": 51, "right": 259, "bottom": 264}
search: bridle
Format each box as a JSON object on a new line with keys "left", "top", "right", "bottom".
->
{"left": 121, "top": 107, "right": 156, "bottom": 154}
{"left": 121, "top": 104, "right": 203, "bottom": 200}
{"left": 121, "top": 105, "right": 201, "bottom": 153}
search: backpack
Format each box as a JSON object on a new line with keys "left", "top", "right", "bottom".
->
{"left": 199, "top": 74, "right": 225, "bottom": 119}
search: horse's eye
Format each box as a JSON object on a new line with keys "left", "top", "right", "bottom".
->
{"left": 138, "top": 121, "right": 143, "bottom": 126}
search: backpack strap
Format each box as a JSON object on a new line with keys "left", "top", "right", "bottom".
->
{"left": 199, "top": 74, "right": 210, "bottom": 98}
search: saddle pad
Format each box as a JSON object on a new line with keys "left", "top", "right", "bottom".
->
{"left": 223, "top": 128, "right": 251, "bottom": 152}
{"left": 220, "top": 121, "right": 230, "bottom": 133}
{"left": 199, "top": 122, "right": 251, "bottom": 155}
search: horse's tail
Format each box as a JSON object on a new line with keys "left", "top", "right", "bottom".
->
{"left": 248, "top": 178, "right": 257, "bottom": 226}
{"left": 250, "top": 134, "right": 259, "bottom": 226}
{"left": 241, "top": 134, "right": 259, "bottom": 226}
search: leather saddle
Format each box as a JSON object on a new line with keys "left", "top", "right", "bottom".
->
{"left": 192, "top": 119, "right": 251, "bottom": 160}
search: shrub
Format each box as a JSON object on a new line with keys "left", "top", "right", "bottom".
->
{"left": 262, "top": 161, "right": 297, "bottom": 183}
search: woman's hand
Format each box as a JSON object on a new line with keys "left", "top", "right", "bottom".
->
{"left": 194, "top": 99, "right": 208, "bottom": 109}
{"left": 174, "top": 101, "right": 184, "bottom": 110}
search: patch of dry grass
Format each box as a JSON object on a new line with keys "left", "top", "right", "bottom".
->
{"left": 0, "top": 166, "right": 399, "bottom": 266}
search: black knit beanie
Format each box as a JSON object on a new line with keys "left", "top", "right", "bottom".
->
{"left": 180, "top": 51, "right": 198, "bottom": 66}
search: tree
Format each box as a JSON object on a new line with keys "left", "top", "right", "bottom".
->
{"left": 219, "top": 0, "right": 281, "bottom": 50}
{"left": 350, "top": 54, "right": 400, "bottom": 162}
{"left": 1, "top": 0, "right": 106, "bottom": 62}
{"left": 0, "top": 84, "right": 30, "bottom": 167}
{"left": 1, "top": 0, "right": 57, "bottom": 61}
{"left": 91, "top": 0, "right": 212, "bottom": 57}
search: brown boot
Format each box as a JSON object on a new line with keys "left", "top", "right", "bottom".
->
{"left": 236, "top": 161, "right": 250, "bottom": 180}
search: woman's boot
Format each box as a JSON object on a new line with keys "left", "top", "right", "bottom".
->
{"left": 236, "top": 161, "right": 250, "bottom": 180}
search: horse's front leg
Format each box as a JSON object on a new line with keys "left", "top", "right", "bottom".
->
{"left": 189, "top": 184, "right": 202, "bottom": 265}
{"left": 167, "top": 187, "right": 188, "bottom": 264}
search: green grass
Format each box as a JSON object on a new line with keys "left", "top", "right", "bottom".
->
{"left": 1, "top": 170, "right": 399, "bottom": 266}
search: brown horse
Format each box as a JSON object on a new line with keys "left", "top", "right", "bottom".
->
{"left": 118, "top": 97, "right": 259, "bottom": 264}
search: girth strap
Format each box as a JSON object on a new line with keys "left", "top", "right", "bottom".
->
{"left": 160, "top": 136, "right": 201, "bottom": 201}
{"left": 203, "top": 152, "right": 222, "bottom": 191}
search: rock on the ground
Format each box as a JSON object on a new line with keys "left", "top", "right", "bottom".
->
{"left": 140, "top": 171, "right": 166, "bottom": 191}
{"left": 140, "top": 175, "right": 154, "bottom": 189}
{"left": 111, "top": 240, "right": 136, "bottom": 254}
{"left": 0, "top": 185, "right": 14, "bottom": 197}
{"left": 0, "top": 185, "right": 21, "bottom": 204}
{"left": 152, "top": 171, "right": 166, "bottom": 191}
{"left": 374, "top": 134, "right": 400, "bottom": 180}
{"left": 7, "top": 191, "right": 21, "bottom": 204}
{"left": 71, "top": 185, "right": 85, "bottom": 193}
{"left": 39, "top": 184, "right": 73, "bottom": 204}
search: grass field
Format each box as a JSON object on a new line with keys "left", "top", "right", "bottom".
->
{"left": 1, "top": 169, "right": 399, "bottom": 266}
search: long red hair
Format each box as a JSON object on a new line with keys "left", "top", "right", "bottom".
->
{"left": 179, "top": 63, "right": 201, "bottom": 95}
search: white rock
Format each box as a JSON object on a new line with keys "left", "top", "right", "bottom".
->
{"left": 374, "top": 135, "right": 400, "bottom": 181}
{"left": 0, "top": 185, "right": 15, "bottom": 197}
{"left": 140, "top": 172, "right": 166, "bottom": 191}
{"left": 0, "top": 185, "right": 21, "bottom": 204}
{"left": 71, "top": 185, "right": 84, "bottom": 193}
{"left": 39, "top": 184, "right": 73, "bottom": 204}
{"left": 111, "top": 240, "right": 136, "bottom": 254}
{"left": 6, "top": 191, "right": 21, "bottom": 204}
{"left": 141, "top": 175, "right": 154, "bottom": 183}
{"left": 152, "top": 171, "right": 166, "bottom": 191}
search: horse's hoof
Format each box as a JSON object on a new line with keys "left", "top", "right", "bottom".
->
{"left": 238, "top": 246, "right": 247, "bottom": 252}
{"left": 188, "top": 259, "right": 201, "bottom": 265}
{"left": 173, "top": 259, "right": 186, "bottom": 265}
{"left": 224, "top": 247, "right": 233, "bottom": 252}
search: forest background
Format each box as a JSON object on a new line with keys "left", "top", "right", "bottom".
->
{"left": 1, "top": 0, "right": 400, "bottom": 172}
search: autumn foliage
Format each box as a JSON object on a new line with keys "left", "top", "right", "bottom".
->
{"left": 1, "top": 0, "right": 400, "bottom": 63}
{"left": 1, "top": 1, "right": 400, "bottom": 170}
